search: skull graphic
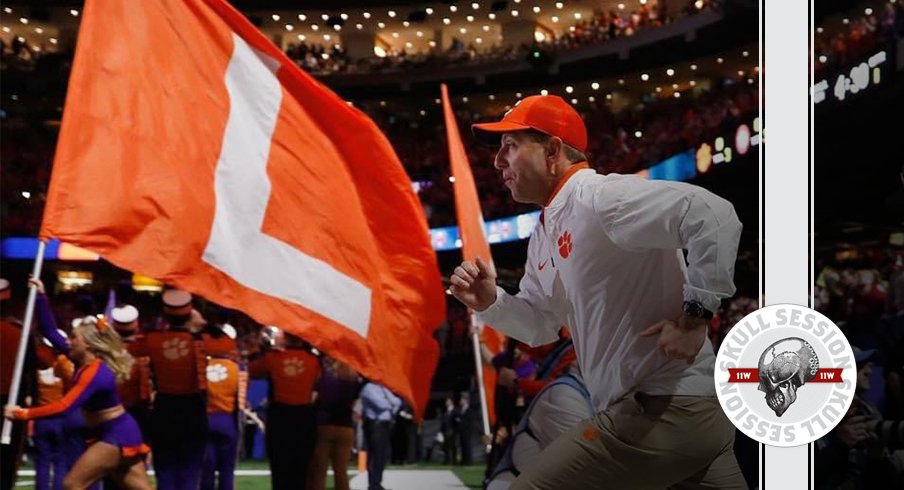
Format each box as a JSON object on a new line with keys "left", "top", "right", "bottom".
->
{"left": 757, "top": 337, "right": 819, "bottom": 417}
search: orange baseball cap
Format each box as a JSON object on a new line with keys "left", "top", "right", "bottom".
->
{"left": 472, "top": 95, "right": 588, "bottom": 153}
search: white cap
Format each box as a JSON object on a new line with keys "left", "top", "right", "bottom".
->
{"left": 162, "top": 289, "right": 192, "bottom": 315}
{"left": 111, "top": 305, "right": 139, "bottom": 324}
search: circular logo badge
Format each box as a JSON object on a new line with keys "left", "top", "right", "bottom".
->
{"left": 714, "top": 304, "right": 856, "bottom": 447}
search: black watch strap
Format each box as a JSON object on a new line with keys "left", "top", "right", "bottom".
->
{"left": 683, "top": 300, "right": 714, "bottom": 320}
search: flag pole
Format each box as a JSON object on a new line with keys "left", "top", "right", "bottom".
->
{"left": 2, "top": 240, "right": 47, "bottom": 444}
{"left": 469, "top": 312, "right": 492, "bottom": 454}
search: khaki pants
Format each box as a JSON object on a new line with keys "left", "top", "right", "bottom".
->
{"left": 511, "top": 394, "right": 748, "bottom": 490}
{"left": 309, "top": 425, "right": 355, "bottom": 490}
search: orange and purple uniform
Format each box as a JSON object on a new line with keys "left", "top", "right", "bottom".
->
{"left": 33, "top": 359, "right": 67, "bottom": 490}
{"left": 201, "top": 334, "right": 245, "bottom": 490}
{"left": 118, "top": 337, "right": 152, "bottom": 409}
{"left": 139, "top": 328, "right": 211, "bottom": 490}
{"left": 249, "top": 347, "right": 321, "bottom": 490}
{"left": 11, "top": 359, "right": 149, "bottom": 458}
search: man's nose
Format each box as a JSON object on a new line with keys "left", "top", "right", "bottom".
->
{"left": 494, "top": 151, "right": 506, "bottom": 170}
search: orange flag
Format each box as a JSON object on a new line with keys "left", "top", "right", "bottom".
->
{"left": 39, "top": 0, "right": 445, "bottom": 419}
{"left": 440, "top": 84, "right": 506, "bottom": 426}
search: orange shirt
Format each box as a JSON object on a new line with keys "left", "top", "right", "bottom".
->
{"left": 37, "top": 366, "right": 64, "bottom": 405}
{"left": 207, "top": 358, "right": 242, "bottom": 414}
{"left": 203, "top": 335, "right": 237, "bottom": 359}
{"left": 144, "top": 330, "right": 207, "bottom": 395}
{"left": 249, "top": 349, "right": 320, "bottom": 406}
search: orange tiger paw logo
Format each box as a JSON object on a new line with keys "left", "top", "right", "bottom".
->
{"left": 582, "top": 426, "right": 600, "bottom": 442}
{"left": 162, "top": 338, "right": 189, "bottom": 360}
{"left": 557, "top": 231, "right": 573, "bottom": 259}
{"left": 282, "top": 358, "right": 305, "bottom": 377}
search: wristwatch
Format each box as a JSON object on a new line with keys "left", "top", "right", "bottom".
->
{"left": 683, "top": 301, "right": 714, "bottom": 320}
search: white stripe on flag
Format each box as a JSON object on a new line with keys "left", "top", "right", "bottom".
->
{"left": 202, "top": 34, "right": 372, "bottom": 337}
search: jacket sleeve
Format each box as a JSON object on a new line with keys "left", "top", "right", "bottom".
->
{"left": 16, "top": 361, "right": 101, "bottom": 419}
{"left": 593, "top": 176, "right": 742, "bottom": 313}
{"left": 476, "top": 236, "right": 563, "bottom": 347}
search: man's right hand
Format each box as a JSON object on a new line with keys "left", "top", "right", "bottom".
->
{"left": 449, "top": 257, "right": 497, "bottom": 312}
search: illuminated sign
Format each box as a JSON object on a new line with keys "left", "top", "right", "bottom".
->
{"left": 696, "top": 117, "right": 761, "bottom": 175}
{"left": 812, "top": 50, "right": 887, "bottom": 105}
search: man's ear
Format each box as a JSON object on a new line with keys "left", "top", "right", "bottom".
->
{"left": 547, "top": 136, "right": 563, "bottom": 159}
{"left": 546, "top": 137, "right": 563, "bottom": 176}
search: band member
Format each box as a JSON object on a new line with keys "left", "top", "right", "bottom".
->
{"left": 201, "top": 322, "right": 245, "bottom": 490}
{"left": 250, "top": 330, "right": 321, "bottom": 490}
{"left": 110, "top": 305, "right": 152, "bottom": 439}
{"left": 142, "top": 289, "right": 210, "bottom": 490}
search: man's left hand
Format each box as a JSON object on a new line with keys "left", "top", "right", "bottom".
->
{"left": 639, "top": 314, "right": 708, "bottom": 364}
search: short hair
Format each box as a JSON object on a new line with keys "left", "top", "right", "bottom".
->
{"left": 519, "top": 129, "right": 588, "bottom": 164}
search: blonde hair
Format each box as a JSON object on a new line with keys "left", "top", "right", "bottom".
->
{"left": 73, "top": 316, "right": 134, "bottom": 383}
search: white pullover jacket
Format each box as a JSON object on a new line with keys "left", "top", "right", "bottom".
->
{"left": 478, "top": 165, "right": 742, "bottom": 411}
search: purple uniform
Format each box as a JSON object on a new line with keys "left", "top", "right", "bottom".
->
{"left": 18, "top": 294, "right": 149, "bottom": 459}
